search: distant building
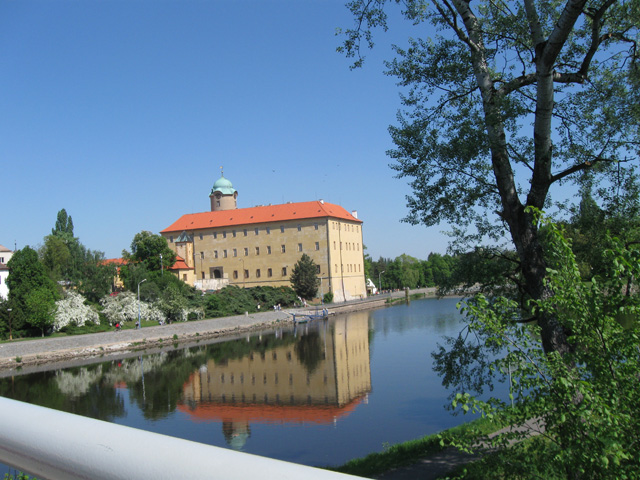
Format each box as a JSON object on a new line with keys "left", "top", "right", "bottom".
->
{"left": 0, "top": 244, "right": 14, "bottom": 300}
{"left": 102, "top": 258, "right": 127, "bottom": 291}
{"left": 161, "top": 173, "right": 367, "bottom": 302}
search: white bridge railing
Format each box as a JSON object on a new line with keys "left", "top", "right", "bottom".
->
{"left": 0, "top": 397, "right": 360, "bottom": 480}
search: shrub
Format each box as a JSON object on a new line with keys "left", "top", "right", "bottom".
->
{"left": 100, "top": 292, "right": 165, "bottom": 325}
{"left": 54, "top": 291, "right": 100, "bottom": 332}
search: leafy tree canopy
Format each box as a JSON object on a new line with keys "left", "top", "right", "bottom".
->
{"left": 52, "top": 208, "right": 74, "bottom": 239}
{"left": 340, "top": 0, "right": 640, "bottom": 355}
{"left": 7, "top": 247, "right": 59, "bottom": 336}
{"left": 290, "top": 254, "right": 321, "bottom": 300}
{"left": 435, "top": 214, "right": 640, "bottom": 478}
{"left": 124, "top": 231, "right": 176, "bottom": 272}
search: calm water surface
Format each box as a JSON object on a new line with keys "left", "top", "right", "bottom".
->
{"left": 1, "top": 297, "right": 476, "bottom": 468}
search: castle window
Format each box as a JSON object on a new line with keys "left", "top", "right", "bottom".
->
{"left": 266, "top": 227, "right": 271, "bottom": 235}
{"left": 233, "top": 249, "right": 237, "bottom": 257}
{"left": 214, "top": 232, "right": 217, "bottom": 239}
{"left": 244, "top": 247, "right": 249, "bottom": 256}
{"left": 297, "top": 243, "right": 302, "bottom": 252}
{"left": 316, "top": 265, "right": 321, "bottom": 274}
{"left": 223, "top": 250, "right": 228, "bottom": 258}
{"left": 200, "top": 252, "right": 204, "bottom": 259}
{"left": 314, "top": 223, "right": 318, "bottom": 230}
{"left": 199, "top": 233, "right": 203, "bottom": 240}
{"left": 255, "top": 228, "right": 259, "bottom": 235}
{"left": 282, "top": 267, "right": 287, "bottom": 276}
{"left": 243, "top": 229, "right": 247, "bottom": 236}
{"left": 244, "top": 269, "right": 249, "bottom": 279}
{"left": 280, "top": 226, "right": 285, "bottom": 233}
{"left": 233, "top": 270, "right": 238, "bottom": 279}
{"left": 256, "top": 269, "right": 261, "bottom": 278}
{"left": 297, "top": 224, "right": 301, "bottom": 232}
{"left": 281, "top": 245, "right": 286, "bottom": 253}
{"left": 315, "top": 242, "right": 319, "bottom": 251}
{"left": 214, "top": 250, "right": 218, "bottom": 259}
{"left": 223, "top": 232, "right": 227, "bottom": 238}
{"left": 169, "top": 236, "right": 173, "bottom": 243}
{"left": 268, "top": 268, "right": 272, "bottom": 277}
{"left": 267, "top": 246, "right": 272, "bottom": 254}
{"left": 232, "top": 230, "right": 236, "bottom": 237}
{"left": 255, "top": 247, "right": 260, "bottom": 255}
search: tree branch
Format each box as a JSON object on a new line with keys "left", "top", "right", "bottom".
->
{"left": 550, "top": 156, "right": 615, "bottom": 184}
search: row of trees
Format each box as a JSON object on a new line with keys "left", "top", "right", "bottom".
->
{"left": 365, "top": 252, "right": 457, "bottom": 291}
{"left": 0, "top": 210, "right": 323, "bottom": 340}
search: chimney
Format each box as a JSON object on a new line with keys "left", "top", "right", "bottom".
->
{"left": 351, "top": 210, "right": 358, "bottom": 219}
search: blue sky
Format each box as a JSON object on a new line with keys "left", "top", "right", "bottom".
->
{"left": 1, "top": 0, "right": 451, "bottom": 261}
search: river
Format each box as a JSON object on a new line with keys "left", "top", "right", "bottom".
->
{"left": 1, "top": 297, "right": 479, "bottom": 470}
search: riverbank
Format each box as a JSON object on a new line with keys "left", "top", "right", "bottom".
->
{"left": 0, "top": 288, "right": 438, "bottom": 373}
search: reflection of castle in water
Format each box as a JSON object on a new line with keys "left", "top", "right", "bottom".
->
{"left": 177, "top": 313, "right": 372, "bottom": 449}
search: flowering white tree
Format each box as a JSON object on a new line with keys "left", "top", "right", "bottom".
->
{"left": 54, "top": 291, "right": 99, "bottom": 331}
{"left": 100, "top": 292, "right": 165, "bottom": 325}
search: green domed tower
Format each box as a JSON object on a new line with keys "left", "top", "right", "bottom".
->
{"left": 209, "top": 170, "right": 238, "bottom": 211}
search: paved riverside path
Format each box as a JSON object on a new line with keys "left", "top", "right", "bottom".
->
{"left": 0, "top": 309, "right": 293, "bottom": 372}
{"left": 0, "top": 288, "right": 436, "bottom": 372}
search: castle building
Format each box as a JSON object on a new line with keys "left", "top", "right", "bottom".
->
{"left": 160, "top": 173, "right": 367, "bottom": 302}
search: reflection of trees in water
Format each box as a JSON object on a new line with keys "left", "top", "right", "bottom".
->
{"left": 0, "top": 328, "right": 304, "bottom": 422}
{"left": 55, "top": 365, "right": 104, "bottom": 398}
{"left": 0, "top": 366, "right": 125, "bottom": 422}
{"left": 294, "top": 331, "right": 323, "bottom": 375}
{"left": 128, "top": 331, "right": 299, "bottom": 420}
{"left": 128, "top": 349, "right": 207, "bottom": 420}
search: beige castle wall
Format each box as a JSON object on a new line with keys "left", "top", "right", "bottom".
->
{"left": 182, "top": 314, "right": 371, "bottom": 407}
{"left": 327, "top": 219, "right": 366, "bottom": 301}
{"left": 163, "top": 216, "right": 366, "bottom": 301}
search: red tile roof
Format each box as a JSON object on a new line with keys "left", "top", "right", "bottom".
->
{"left": 161, "top": 200, "right": 361, "bottom": 234}
{"left": 176, "top": 395, "right": 366, "bottom": 425}
{"left": 169, "top": 255, "right": 192, "bottom": 271}
{"left": 102, "top": 258, "right": 127, "bottom": 265}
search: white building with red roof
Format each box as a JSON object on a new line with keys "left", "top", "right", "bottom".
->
{"left": 161, "top": 174, "right": 366, "bottom": 302}
{"left": 0, "top": 244, "right": 14, "bottom": 300}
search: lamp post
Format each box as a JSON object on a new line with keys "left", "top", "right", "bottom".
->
{"left": 379, "top": 271, "right": 385, "bottom": 295}
{"left": 6, "top": 308, "right": 12, "bottom": 341}
{"left": 137, "top": 279, "right": 147, "bottom": 329}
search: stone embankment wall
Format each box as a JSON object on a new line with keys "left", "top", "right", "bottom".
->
{"left": 321, "top": 287, "right": 438, "bottom": 316}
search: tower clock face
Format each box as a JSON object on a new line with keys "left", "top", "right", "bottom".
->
{"left": 215, "top": 193, "right": 221, "bottom": 199}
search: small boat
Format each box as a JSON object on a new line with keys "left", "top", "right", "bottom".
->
{"left": 291, "top": 307, "right": 329, "bottom": 324}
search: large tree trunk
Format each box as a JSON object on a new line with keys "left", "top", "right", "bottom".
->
{"left": 507, "top": 205, "right": 572, "bottom": 355}
{"left": 454, "top": 0, "right": 576, "bottom": 356}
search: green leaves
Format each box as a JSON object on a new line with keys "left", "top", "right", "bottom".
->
{"left": 289, "top": 254, "right": 321, "bottom": 300}
{"left": 436, "top": 213, "right": 640, "bottom": 478}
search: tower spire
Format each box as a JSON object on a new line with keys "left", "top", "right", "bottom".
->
{"left": 210, "top": 169, "right": 238, "bottom": 211}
